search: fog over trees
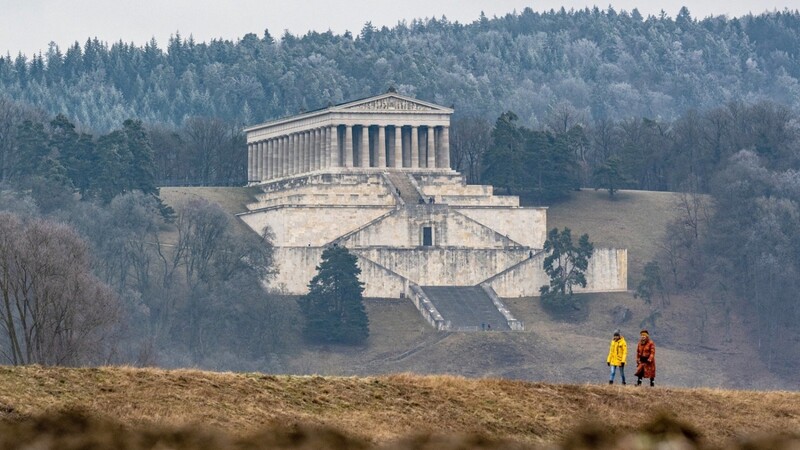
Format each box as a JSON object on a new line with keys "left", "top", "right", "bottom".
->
{"left": 0, "top": 6, "right": 798, "bottom": 375}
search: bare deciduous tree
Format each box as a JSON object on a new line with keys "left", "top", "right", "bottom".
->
{"left": 0, "top": 212, "right": 120, "bottom": 365}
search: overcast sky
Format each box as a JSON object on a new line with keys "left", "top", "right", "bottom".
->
{"left": 2, "top": 0, "right": 797, "bottom": 58}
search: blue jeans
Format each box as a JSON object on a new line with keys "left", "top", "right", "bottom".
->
{"left": 610, "top": 365, "right": 626, "bottom": 383}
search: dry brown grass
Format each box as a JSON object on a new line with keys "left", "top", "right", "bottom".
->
{"left": 542, "top": 189, "right": 683, "bottom": 285}
{"left": 159, "top": 187, "right": 256, "bottom": 215}
{"left": 0, "top": 366, "right": 797, "bottom": 449}
{"left": 159, "top": 187, "right": 259, "bottom": 236}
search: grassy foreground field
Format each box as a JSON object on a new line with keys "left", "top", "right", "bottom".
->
{"left": 0, "top": 366, "right": 798, "bottom": 449}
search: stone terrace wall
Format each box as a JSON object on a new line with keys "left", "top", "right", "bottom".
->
{"left": 456, "top": 207, "right": 547, "bottom": 249}
{"left": 269, "top": 247, "right": 409, "bottom": 297}
{"left": 355, "top": 247, "right": 531, "bottom": 287}
{"left": 269, "top": 247, "right": 324, "bottom": 294}
{"left": 248, "top": 173, "right": 394, "bottom": 209}
{"left": 341, "top": 207, "right": 521, "bottom": 248}
{"left": 239, "top": 206, "right": 392, "bottom": 246}
{"left": 487, "top": 248, "right": 628, "bottom": 297}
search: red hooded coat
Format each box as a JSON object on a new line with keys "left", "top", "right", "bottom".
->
{"left": 635, "top": 337, "right": 656, "bottom": 379}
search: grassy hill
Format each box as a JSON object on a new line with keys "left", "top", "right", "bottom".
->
{"left": 155, "top": 187, "right": 795, "bottom": 390}
{"left": 544, "top": 189, "right": 682, "bottom": 285}
{"left": 0, "top": 366, "right": 798, "bottom": 449}
{"left": 1, "top": 187, "right": 795, "bottom": 448}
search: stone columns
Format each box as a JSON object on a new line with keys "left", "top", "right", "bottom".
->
{"left": 402, "top": 128, "right": 410, "bottom": 167}
{"left": 284, "top": 135, "right": 290, "bottom": 176}
{"left": 275, "top": 136, "right": 283, "bottom": 178}
{"left": 310, "top": 129, "right": 316, "bottom": 171}
{"left": 255, "top": 141, "right": 261, "bottom": 180}
{"left": 261, "top": 140, "right": 268, "bottom": 180}
{"left": 297, "top": 132, "right": 303, "bottom": 174}
{"left": 361, "top": 126, "right": 370, "bottom": 167}
{"left": 262, "top": 142, "right": 267, "bottom": 178}
{"left": 261, "top": 140, "right": 272, "bottom": 180}
{"left": 297, "top": 132, "right": 303, "bottom": 173}
{"left": 427, "top": 126, "right": 436, "bottom": 169}
{"left": 303, "top": 131, "right": 310, "bottom": 172}
{"left": 278, "top": 137, "right": 284, "bottom": 177}
{"left": 317, "top": 128, "right": 323, "bottom": 170}
{"left": 411, "top": 126, "right": 419, "bottom": 168}
{"left": 275, "top": 138, "right": 281, "bottom": 178}
{"left": 264, "top": 139, "right": 275, "bottom": 180}
{"left": 344, "top": 125, "right": 353, "bottom": 167}
{"left": 322, "top": 127, "right": 330, "bottom": 168}
{"left": 290, "top": 133, "right": 297, "bottom": 175}
{"left": 393, "top": 126, "right": 402, "bottom": 168}
{"left": 306, "top": 131, "right": 313, "bottom": 172}
{"left": 311, "top": 128, "right": 322, "bottom": 170}
{"left": 253, "top": 142, "right": 260, "bottom": 180}
{"left": 258, "top": 141, "right": 266, "bottom": 180}
{"left": 303, "top": 130, "right": 314, "bottom": 172}
{"left": 330, "top": 126, "right": 340, "bottom": 167}
{"left": 247, "top": 143, "right": 254, "bottom": 181}
{"left": 307, "top": 130, "right": 314, "bottom": 172}
{"left": 377, "top": 126, "right": 386, "bottom": 168}
{"left": 440, "top": 126, "right": 450, "bottom": 169}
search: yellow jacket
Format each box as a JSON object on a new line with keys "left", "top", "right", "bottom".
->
{"left": 607, "top": 336, "right": 627, "bottom": 366}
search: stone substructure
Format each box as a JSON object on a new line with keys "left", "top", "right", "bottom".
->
{"left": 237, "top": 171, "right": 627, "bottom": 299}
{"left": 239, "top": 92, "right": 627, "bottom": 327}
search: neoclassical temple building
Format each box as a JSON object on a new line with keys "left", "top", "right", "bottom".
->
{"left": 245, "top": 90, "right": 453, "bottom": 182}
{"left": 239, "top": 91, "right": 627, "bottom": 331}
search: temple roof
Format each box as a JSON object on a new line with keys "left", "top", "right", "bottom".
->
{"left": 244, "top": 91, "right": 453, "bottom": 133}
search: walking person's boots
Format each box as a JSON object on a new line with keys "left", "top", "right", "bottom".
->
{"left": 650, "top": 379, "right": 655, "bottom": 387}
{"left": 636, "top": 377, "right": 642, "bottom": 386}
{"left": 609, "top": 380, "right": 613, "bottom": 385}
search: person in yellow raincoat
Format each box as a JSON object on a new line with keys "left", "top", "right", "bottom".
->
{"left": 606, "top": 329, "right": 627, "bottom": 385}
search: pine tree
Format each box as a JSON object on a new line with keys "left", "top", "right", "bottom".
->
{"left": 592, "top": 154, "right": 633, "bottom": 197}
{"left": 299, "top": 246, "right": 369, "bottom": 345}
{"left": 539, "top": 227, "right": 594, "bottom": 304}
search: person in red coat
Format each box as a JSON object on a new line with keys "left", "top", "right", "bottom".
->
{"left": 635, "top": 329, "right": 656, "bottom": 386}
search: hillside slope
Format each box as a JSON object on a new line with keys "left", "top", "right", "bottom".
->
{"left": 155, "top": 187, "right": 793, "bottom": 390}
{"left": 0, "top": 366, "right": 797, "bottom": 449}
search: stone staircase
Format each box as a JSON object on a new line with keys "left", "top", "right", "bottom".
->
{"left": 420, "top": 286, "right": 512, "bottom": 331}
{"left": 386, "top": 172, "right": 424, "bottom": 205}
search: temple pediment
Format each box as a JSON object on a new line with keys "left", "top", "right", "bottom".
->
{"left": 337, "top": 94, "right": 452, "bottom": 113}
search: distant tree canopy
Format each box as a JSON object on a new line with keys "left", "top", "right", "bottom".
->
{"left": 299, "top": 246, "right": 369, "bottom": 345}
{"left": 480, "top": 111, "right": 580, "bottom": 202}
{"left": 3, "top": 8, "right": 800, "bottom": 190}
{"left": 0, "top": 105, "right": 162, "bottom": 205}
{"left": 2, "top": 8, "right": 800, "bottom": 132}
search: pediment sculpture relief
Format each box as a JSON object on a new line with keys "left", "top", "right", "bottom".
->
{"left": 346, "top": 97, "right": 436, "bottom": 111}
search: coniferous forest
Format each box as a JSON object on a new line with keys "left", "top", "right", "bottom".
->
{"left": 0, "top": 7, "right": 799, "bottom": 379}
{"left": 2, "top": 7, "right": 800, "bottom": 130}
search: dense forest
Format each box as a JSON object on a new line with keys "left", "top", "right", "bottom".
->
{"left": 0, "top": 7, "right": 798, "bottom": 374}
{"left": 2, "top": 7, "right": 800, "bottom": 131}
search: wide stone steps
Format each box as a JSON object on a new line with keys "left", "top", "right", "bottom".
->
{"left": 386, "top": 172, "right": 423, "bottom": 205}
{"left": 420, "top": 286, "right": 511, "bottom": 331}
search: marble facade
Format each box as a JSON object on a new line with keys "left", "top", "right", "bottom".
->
{"left": 245, "top": 91, "right": 453, "bottom": 183}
